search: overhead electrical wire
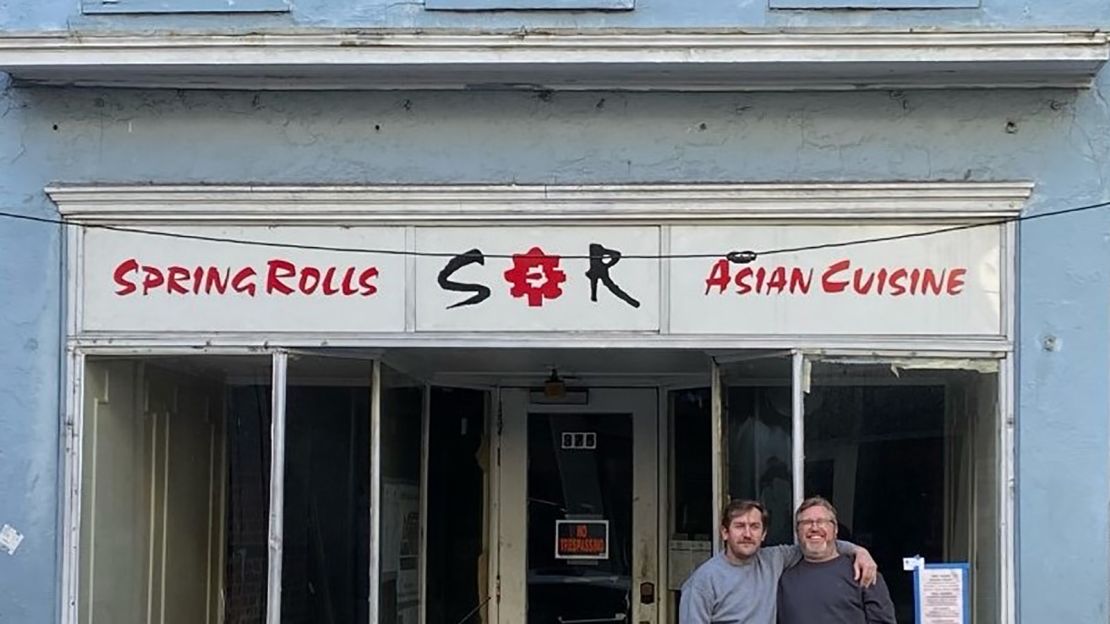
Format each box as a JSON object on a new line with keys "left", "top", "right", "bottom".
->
{"left": 0, "top": 198, "right": 1108, "bottom": 263}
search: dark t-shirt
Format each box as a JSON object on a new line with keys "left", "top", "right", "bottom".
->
{"left": 777, "top": 555, "right": 897, "bottom": 624}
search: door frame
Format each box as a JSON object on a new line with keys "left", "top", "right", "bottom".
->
{"left": 493, "top": 387, "right": 660, "bottom": 624}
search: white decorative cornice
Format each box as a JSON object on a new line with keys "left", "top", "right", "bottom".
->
{"left": 46, "top": 182, "right": 1033, "bottom": 223}
{"left": 1, "top": 29, "right": 1106, "bottom": 90}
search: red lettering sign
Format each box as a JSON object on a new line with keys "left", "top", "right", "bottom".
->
{"left": 706, "top": 259, "right": 969, "bottom": 297}
{"left": 555, "top": 520, "right": 609, "bottom": 560}
{"left": 113, "top": 259, "right": 379, "bottom": 298}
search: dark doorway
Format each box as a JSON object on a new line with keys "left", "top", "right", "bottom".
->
{"left": 426, "top": 388, "right": 489, "bottom": 624}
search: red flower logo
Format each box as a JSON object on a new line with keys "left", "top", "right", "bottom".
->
{"left": 503, "top": 246, "right": 567, "bottom": 307}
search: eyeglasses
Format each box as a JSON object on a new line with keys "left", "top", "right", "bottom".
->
{"left": 796, "top": 518, "right": 835, "bottom": 529}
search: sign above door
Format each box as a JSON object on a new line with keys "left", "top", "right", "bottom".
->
{"left": 79, "top": 222, "right": 1003, "bottom": 337}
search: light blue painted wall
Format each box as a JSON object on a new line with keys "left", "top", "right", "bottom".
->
{"left": 0, "top": 72, "right": 67, "bottom": 624}
{"left": 1, "top": 0, "right": 1109, "bottom": 32}
{"left": 0, "top": 33, "right": 1108, "bottom": 624}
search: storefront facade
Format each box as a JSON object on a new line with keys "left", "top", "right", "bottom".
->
{"left": 50, "top": 183, "right": 1016, "bottom": 623}
{"left": 1, "top": 3, "right": 1110, "bottom": 623}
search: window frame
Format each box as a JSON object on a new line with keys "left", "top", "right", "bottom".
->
{"left": 793, "top": 353, "right": 1009, "bottom": 622}
{"left": 769, "top": 0, "right": 978, "bottom": 8}
{"left": 424, "top": 0, "right": 633, "bottom": 11}
{"left": 81, "top": 0, "right": 289, "bottom": 15}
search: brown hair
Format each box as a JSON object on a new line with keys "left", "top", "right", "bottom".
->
{"left": 721, "top": 499, "right": 769, "bottom": 527}
{"left": 795, "top": 496, "right": 838, "bottom": 523}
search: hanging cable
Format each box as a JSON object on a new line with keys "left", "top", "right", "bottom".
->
{"left": 1, "top": 197, "right": 1107, "bottom": 263}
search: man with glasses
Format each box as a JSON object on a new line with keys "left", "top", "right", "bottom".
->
{"left": 680, "top": 499, "right": 878, "bottom": 623}
{"left": 777, "top": 496, "right": 897, "bottom": 623}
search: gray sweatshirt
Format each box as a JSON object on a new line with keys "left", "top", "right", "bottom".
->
{"left": 679, "top": 542, "right": 855, "bottom": 624}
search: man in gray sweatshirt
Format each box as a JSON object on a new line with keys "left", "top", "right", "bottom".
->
{"left": 679, "top": 499, "right": 878, "bottom": 624}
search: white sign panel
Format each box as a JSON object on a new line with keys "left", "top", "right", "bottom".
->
{"left": 82, "top": 226, "right": 407, "bottom": 332}
{"left": 79, "top": 222, "right": 1003, "bottom": 337}
{"left": 414, "top": 227, "right": 660, "bottom": 331}
{"left": 915, "top": 564, "right": 970, "bottom": 624}
{"left": 669, "top": 225, "right": 1001, "bottom": 335}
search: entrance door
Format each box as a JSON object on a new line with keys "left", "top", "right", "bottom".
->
{"left": 496, "top": 389, "right": 660, "bottom": 624}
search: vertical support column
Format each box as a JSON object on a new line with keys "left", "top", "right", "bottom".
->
{"left": 419, "top": 383, "right": 431, "bottom": 624}
{"left": 369, "top": 360, "right": 382, "bottom": 624}
{"left": 630, "top": 390, "right": 660, "bottom": 624}
{"left": 1001, "top": 219, "right": 1017, "bottom": 624}
{"left": 496, "top": 389, "right": 529, "bottom": 623}
{"left": 486, "top": 389, "right": 501, "bottom": 624}
{"left": 266, "top": 351, "right": 288, "bottom": 624}
{"left": 62, "top": 349, "right": 86, "bottom": 624}
{"left": 710, "top": 360, "right": 723, "bottom": 555}
{"left": 790, "top": 350, "right": 805, "bottom": 517}
{"left": 1000, "top": 353, "right": 1015, "bottom": 624}
{"left": 656, "top": 388, "right": 670, "bottom": 623}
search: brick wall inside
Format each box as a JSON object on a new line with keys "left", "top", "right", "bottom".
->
{"left": 226, "top": 386, "right": 272, "bottom": 624}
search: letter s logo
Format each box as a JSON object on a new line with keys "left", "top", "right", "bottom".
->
{"left": 114, "top": 258, "right": 139, "bottom": 296}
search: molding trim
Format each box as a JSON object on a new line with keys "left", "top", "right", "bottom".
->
{"left": 67, "top": 332, "right": 1013, "bottom": 353}
{"left": 2, "top": 29, "right": 1106, "bottom": 91}
{"left": 46, "top": 182, "right": 1034, "bottom": 223}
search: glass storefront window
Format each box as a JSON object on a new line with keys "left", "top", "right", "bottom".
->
{"left": 722, "top": 354, "right": 796, "bottom": 546}
{"left": 670, "top": 388, "right": 712, "bottom": 540}
{"left": 378, "top": 365, "right": 426, "bottom": 624}
{"left": 78, "top": 355, "right": 272, "bottom": 624}
{"left": 281, "top": 353, "right": 374, "bottom": 624}
{"left": 76, "top": 349, "right": 1004, "bottom": 624}
{"left": 667, "top": 387, "right": 712, "bottom": 622}
{"left": 804, "top": 359, "right": 1000, "bottom": 624}
{"left": 526, "top": 410, "right": 634, "bottom": 624}
{"left": 425, "top": 387, "right": 488, "bottom": 624}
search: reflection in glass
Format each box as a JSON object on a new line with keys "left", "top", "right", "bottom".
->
{"left": 379, "top": 366, "right": 425, "bottom": 624}
{"left": 281, "top": 354, "right": 373, "bottom": 624}
{"left": 804, "top": 361, "right": 999, "bottom": 624}
{"left": 727, "top": 386, "right": 795, "bottom": 546}
{"left": 527, "top": 412, "right": 633, "bottom": 624}
{"left": 228, "top": 380, "right": 274, "bottom": 624}
{"left": 425, "top": 388, "right": 488, "bottom": 624}
{"left": 671, "top": 388, "right": 712, "bottom": 539}
{"left": 669, "top": 388, "right": 713, "bottom": 624}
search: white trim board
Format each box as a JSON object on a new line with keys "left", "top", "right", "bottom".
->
{"left": 66, "top": 334, "right": 1013, "bottom": 353}
{"left": 47, "top": 182, "right": 1033, "bottom": 223}
{"left": 1, "top": 30, "right": 1106, "bottom": 91}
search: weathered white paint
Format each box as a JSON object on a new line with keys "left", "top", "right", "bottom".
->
{"left": 47, "top": 182, "right": 1032, "bottom": 222}
{"left": 265, "top": 352, "right": 286, "bottom": 624}
{"left": 495, "top": 389, "right": 659, "bottom": 624}
{"left": 710, "top": 360, "right": 723, "bottom": 555}
{"left": 1, "top": 31, "right": 1106, "bottom": 91}
{"left": 791, "top": 350, "right": 804, "bottom": 514}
